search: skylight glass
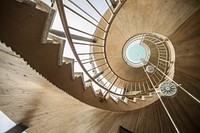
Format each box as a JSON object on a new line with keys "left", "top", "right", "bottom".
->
{"left": 126, "top": 40, "right": 147, "bottom": 63}
{"left": 123, "top": 35, "right": 150, "bottom": 68}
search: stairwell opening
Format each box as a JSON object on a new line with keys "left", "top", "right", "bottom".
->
{"left": 122, "top": 34, "right": 150, "bottom": 68}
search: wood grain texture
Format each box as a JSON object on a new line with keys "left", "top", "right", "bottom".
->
{"left": 93, "top": 0, "right": 200, "bottom": 84}
{"left": 0, "top": 0, "right": 200, "bottom": 133}
{"left": 0, "top": 46, "right": 178, "bottom": 133}
{"left": 169, "top": 8, "right": 200, "bottom": 100}
{"left": 0, "top": 42, "right": 175, "bottom": 133}
{"left": 0, "top": 0, "right": 158, "bottom": 111}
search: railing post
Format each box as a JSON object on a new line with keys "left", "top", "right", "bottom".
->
{"left": 86, "top": 71, "right": 104, "bottom": 82}
{"left": 104, "top": 77, "right": 118, "bottom": 97}
{"left": 105, "top": 0, "right": 114, "bottom": 14}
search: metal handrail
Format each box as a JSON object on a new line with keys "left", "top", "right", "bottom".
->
{"left": 55, "top": 0, "right": 172, "bottom": 99}
{"left": 56, "top": 0, "right": 131, "bottom": 97}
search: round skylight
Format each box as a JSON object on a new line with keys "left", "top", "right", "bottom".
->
{"left": 123, "top": 36, "right": 150, "bottom": 68}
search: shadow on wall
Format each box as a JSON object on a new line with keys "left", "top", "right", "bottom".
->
{"left": 182, "top": 0, "right": 200, "bottom": 7}
{"left": 118, "top": 126, "right": 133, "bottom": 133}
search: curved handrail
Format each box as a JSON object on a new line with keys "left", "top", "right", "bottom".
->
{"left": 55, "top": 0, "right": 173, "bottom": 99}
{"left": 56, "top": 0, "right": 131, "bottom": 97}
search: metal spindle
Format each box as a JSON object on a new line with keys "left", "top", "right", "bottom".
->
{"left": 98, "top": 70, "right": 112, "bottom": 82}
{"left": 103, "top": 74, "right": 115, "bottom": 87}
{"left": 86, "top": 0, "right": 109, "bottom": 24}
{"left": 76, "top": 58, "right": 92, "bottom": 62}
{"left": 124, "top": 82, "right": 128, "bottom": 94}
{"left": 142, "top": 82, "right": 146, "bottom": 92}
{"left": 151, "top": 76, "right": 157, "bottom": 86}
{"left": 82, "top": 58, "right": 105, "bottom": 64}
{"left": 109, "top": 77, "right": 118, "bottom": 90}
{"left": 156, "top": 71, "right": 162, "bottom": 78}
{"left": 105, "top": 0, "right": 114, "bottom": 14}
{"left": 64, "top": 5, "right": 106, "bottom": 32}
{"left": 69, "top": 26, "right": 104, "bottom": 40}
{"left": 114, "top": 80, "right": 121, "bottom": 93}
{"left": 102, "top": 66, "right": 110, "bottom": 72}
{"left": 159, "top": 52, "right": 167, "bottom": 56}
{"left": 85, "top": 71, "right": 104, "bottom": 82}
{"left": 138, "top": 82, "right": 141, "bottom": 92}
{"left": 87, "top": 63, "right": 107, "bottom": 72}
{"left": 146, "top": 80, "right": 151, "bottom": 91}
{"left": 158, "top": 63, "right": 167, "bottom": 70}
{"left": 104, "top": 77, "right": 118, "bottom": 97}
{"left": 78, "top": 52, "right": 104, "bottom": 55}
{"left": 159, "top": 58, "right": 170, "bottom": 63}
{"left": 135, "top": 82, "right": 137, "bottom": 91}
{"left": 120, "top": 82, "right": 124, "bottom": 95}
{"left": 155, "top": 39, "right": 167, "bottom": 45}
{"left": 68, "top": 0, "right": 99, "bottom": 23}
{"left": 130, "top": 82, "right": 133, "bottom": 95}
{"left": 154, "top": 73, "right": 160, "bottom": 81}
{"left": 73, "top": 42, "right": 103, "bottom": 47}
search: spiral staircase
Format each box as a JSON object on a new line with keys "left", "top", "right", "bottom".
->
{"left": 0, "top": 0, "right": 178, "bottom": 112}
{"left": 0, "top": 0, "right": 200, "bottom": 132}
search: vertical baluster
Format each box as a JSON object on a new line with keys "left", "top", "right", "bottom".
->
{"left": 64, "top": 5, "right": 106, "bottom": 32}
{"left": 142, "top": 81, "right": 146, "bottom": 92}
{"left": 68, "top": 0, "right": 99, "bottom": 23}
{"left": 86, "top": 0, "right": 109, "bottom": 24}
{"left": 105, "top": 0, "right": 114, "bottom": 14}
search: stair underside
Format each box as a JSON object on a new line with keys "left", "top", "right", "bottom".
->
{"left": 0, "top": 0, "right": 159, "bottom": 111}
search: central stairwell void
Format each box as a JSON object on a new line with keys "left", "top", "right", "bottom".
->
{"left": 123, "top": 36, "right": 151, "bottom": 68}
